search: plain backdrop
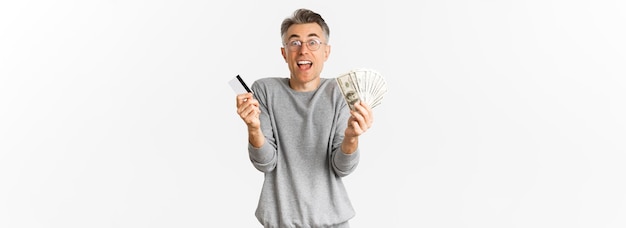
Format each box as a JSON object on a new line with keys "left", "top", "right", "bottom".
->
{"left": 1, "top": 1, "right": 625, "bottom": 227}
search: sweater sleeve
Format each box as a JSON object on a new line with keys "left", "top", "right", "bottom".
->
{"left": 248, "top": 142, "right": 277, "bottom": 173}
{"left": 332, "top": 148, "right": 360, "bottom": 177}
{"left": 330, "top": 84, "right": 360, "bottom": 177}
{"left": 247, "top": 79, "right": 278, "bottom": 173}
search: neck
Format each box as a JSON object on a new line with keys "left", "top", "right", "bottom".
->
{"left": 289, "top": 77, "right": 321, "bottom": 92}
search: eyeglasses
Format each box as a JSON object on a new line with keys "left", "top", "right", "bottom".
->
{"left": 284, "top": 39, "right": 325, "bottom": 51}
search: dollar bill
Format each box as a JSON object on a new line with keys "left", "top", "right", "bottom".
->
{"left": 336, "top": 73, "right": 361, "bottom": 110}
{"left": 336, "top": 68, "right": 387, "bottom": 110}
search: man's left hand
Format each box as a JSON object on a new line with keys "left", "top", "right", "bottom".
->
{"left": 345, "top": 101, "right": 373, "bottom": 138}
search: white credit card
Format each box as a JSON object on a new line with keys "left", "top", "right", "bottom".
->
{"left": 228, "top": 75, "right": 251, "bottom": 94}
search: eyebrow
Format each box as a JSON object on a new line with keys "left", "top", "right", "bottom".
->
{"left": 287, "top": 33, "right": 321, "bottom": 40}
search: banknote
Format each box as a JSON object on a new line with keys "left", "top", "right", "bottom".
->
{"left": 336, "top": 73, "right": 361, "bottom": 110}
{"left": 336, "top": 68, "right": 387, "bottom": 110}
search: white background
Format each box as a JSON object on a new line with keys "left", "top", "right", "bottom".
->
{"left": 1, "top": 1, "right": 625, "bottom": 227}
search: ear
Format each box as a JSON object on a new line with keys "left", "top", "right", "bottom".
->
{"left": 281, "top": 47, "right": 287, "bottom": 62}
{"left": 324, "top": 44, "right": 331, "bottom": 61}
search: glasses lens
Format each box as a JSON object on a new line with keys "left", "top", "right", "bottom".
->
{"left": 307, "top": 40, "right": 320, "bottom": 51}
{"left": 287, "top": 40, "right": 301, "bottom": 51}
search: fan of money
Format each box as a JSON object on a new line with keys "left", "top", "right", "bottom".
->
{"left": 336, "top": 68, "right": 388, "bottom": 110}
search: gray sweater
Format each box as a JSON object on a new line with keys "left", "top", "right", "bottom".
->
{"left": 248, "top": 77, "right": 360, "bottom": 228}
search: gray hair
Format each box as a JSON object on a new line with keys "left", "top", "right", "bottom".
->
{"left": 280, "top": 8, "right": 330, "bottom": 43}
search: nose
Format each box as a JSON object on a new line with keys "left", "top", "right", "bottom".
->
{"left": 297, "top": 44, "right": 309, "bottom": 55}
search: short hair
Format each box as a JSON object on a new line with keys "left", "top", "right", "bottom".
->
{"left": 280, "top": 8, "right": 330, "bottom": 43}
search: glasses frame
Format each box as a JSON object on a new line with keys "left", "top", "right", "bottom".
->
{"left": 283, "top": 39, "right": 325, "bottom": 52}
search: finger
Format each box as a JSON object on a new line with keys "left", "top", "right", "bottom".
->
{"left": 350, "top": 109, "right": 369, "bottom": 131}
{"left": 238, "top": 101, "right": 252, "bottom": 117}
{"left": 237, "top": 100, "right": 249, "bottom": 115}
{"left": 241, "top": 110, "right": 257, "bottom": 125}
{"left": 355, "top": 101, "right": 373, "bottom": 127}
{"left": 241, "top": 104, "right": 259, "bottom": 119}
{"left": 350, "top": 119, "right": 365, "bottom": 135}
{"left": 236, "top": 93, "right": 254, "bottom": 106}
{"left": 237, "top": 95, "right": 259, "bottom": 114}
{"left": 248, "top": 97, "right": 259, "bottom": 107}
{"left": 236, "top": 95, "right": 245, "bottom": 107}
{"left": 236, "top": 93, "right": 247, "bottom": 105}
{"left": 355, "top": 103, "right": 369, "bottom": 121}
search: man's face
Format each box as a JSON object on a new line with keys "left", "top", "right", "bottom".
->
{"left": 281, "top": 23, "right": 331, "bottom": 88}
{"left": 348, "top": 92, "right": 357, "bottom": 100}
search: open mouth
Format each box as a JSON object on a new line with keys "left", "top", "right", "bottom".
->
{"left": 297, "top": 60, "right": 312, "bottom": 70}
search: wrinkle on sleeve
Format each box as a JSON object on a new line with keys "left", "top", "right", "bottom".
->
{"left": 249, "top": 141, "right": 277, "bottom": 173}
{"left": 331, "top": 148, "right": 360, "bottom": 177}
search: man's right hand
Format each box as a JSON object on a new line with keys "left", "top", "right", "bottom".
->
{"left": 236, "top": 92, "right": 261, "bottom": 129}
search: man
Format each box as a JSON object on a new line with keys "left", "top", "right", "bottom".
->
{"left": 345, "top": 91, "right": 360, "bottom": 109}
{"left": 235, "top": 8, "right": 374, "bottom": 228}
